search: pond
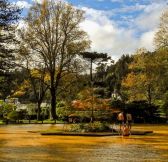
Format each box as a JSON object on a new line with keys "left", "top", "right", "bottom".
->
{"left": 0, "top": 124, "right": 167, "bottom": 162}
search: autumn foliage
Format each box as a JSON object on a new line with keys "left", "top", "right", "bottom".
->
{"left": 71, "top": 88, "right": 111, "bottom": 111}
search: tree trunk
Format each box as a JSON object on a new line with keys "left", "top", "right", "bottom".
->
{"left": 147, "top": 85, "right": 152, "bottom": 105}
{"left": 50, "top": 87, "right": 57, "bottom": 120}
{"left": 37, "top": 101, "right": 41, "bottom": 121}
{"left": 90, "top": 59, "right": 93, "bottom": 82}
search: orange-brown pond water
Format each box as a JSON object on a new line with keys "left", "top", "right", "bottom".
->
{"left": 0, "top": 124, "right": 167, "bottom": 162}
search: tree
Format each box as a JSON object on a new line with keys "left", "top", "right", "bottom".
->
{"left": 153, "top": 48, "right": 168, "bottom": 118}
{"left": 20, "top": 0, "right": 90, "bottom": 119}
{"left": 161, "top": 91, "right": 168, "bottom": 119}
{"left": 81, "top": 52, "right": 110, "bottom": 83}
{"left": 95, "top": 63, "right": 107, "bottom": 84}
{"left": 154, "top": 48, "right": 168, "bottom": 94}
{"left": 57, "top": 73, "right": 88, "bottom": 102}
{"left": 72, "top": 88, "right": 111, "bottom": 112}
{"left": 0, "top": 68, "right": 27, "bottom": 99}
{"left": 104, "top": 54, "right": 133, "bottom": 99}
{"left": 14, "top": 68, "right": 49, "bottom": 120}
{"left": 15, "top": 46, "right": 50, "bottom": 120}
{"left": 121, "top": 50, "right": 158, "bottom": 104}
{"left": 80, "top": 52, "right": 111, "bottom": 122}
{"left": 154, "top": 9, "right": 168, "bottom": 49}
{"left": 18, "top": 44, "right": 51, "bottom": 120}
{"left": 113, "top": 55, "right": 133, "bottom": 91}
{"left": 29, "top": 68, "right": 49, "bottom": 120}
{"left": 0, "top": 0, "right": 21, "bottom": 75}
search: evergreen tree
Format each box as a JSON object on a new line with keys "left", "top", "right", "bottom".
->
{"left": 0, "top": 0, "right": 21, "bottom": 75}
{"left": 81, "top": 52, "right": 110, "bottom": 83}
{"left": 105, "top": 54, "right": 133, "bottom": 94}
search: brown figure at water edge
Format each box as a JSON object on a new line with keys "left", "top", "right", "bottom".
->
{"left": 126, "top": 113, "right": 132, "bottom": 130}
{"left": 117, "top": 112, "right": 124, "bottom": 132}
{"left": 117, "top": 111, "right": 132, "bottom": 136}
{"left": 122, "top": 124, "right": 130, "bottom": 136}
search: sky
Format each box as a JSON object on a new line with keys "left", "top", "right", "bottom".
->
{"left": 10, "top": 0, "right": 168, "bottom": 60}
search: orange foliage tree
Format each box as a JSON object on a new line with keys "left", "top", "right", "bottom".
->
{"left": 71, "top": 88, "right": 112, "bottom": 120}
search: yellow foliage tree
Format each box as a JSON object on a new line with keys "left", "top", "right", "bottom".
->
{"left": 20, "top": 0, "right": 90, "bottom": 119}
{"left": 122, "top": 50, "right": 158, "bottom": 104}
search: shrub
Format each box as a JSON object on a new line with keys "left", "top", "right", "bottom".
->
{"left": 85, "top": 121, "right": 110, "bottom": 132}
{"left": 70, "top": 124, "right": 84, "bottom": 132}
{"left": 125, "top": 100, "right": 159, "bottom": 123}
{"left": 0, "top": 101, "right": 16, "bottom": 118}
{"left": 7, "top": 111, "right": 19, "bottom": 121}
{"left": 70, "top": 121, "right": 110, "bottom": 132}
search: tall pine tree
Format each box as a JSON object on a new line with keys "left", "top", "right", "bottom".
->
{"left": 0, "top": 0, "right": 21, "bottom": 75}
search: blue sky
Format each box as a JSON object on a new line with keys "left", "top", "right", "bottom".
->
{"left": 10, "top": 0, "right": 168, "bottom": 60}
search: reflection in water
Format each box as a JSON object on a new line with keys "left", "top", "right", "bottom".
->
{"left": 0, "top": 124, "right": 167, "bottom": 162}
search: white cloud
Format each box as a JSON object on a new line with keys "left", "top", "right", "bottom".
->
{"left": 32, "top": 0, "right": 53, "bottom": 4}
{"left": 18, "top": 0, "right": 167, "bottom": 61}
{"left": 118, "top": 3, "right": 146, "bottom": 13}
{"left": 80, "top": 2, "right": 167, "bottom": 60}
{"left": 135, "top": 3, "right": 167, "bottom": 31}
{"left": 16, "top": 1, "right": 31, "bottom": 9}
{"left": 32, "top": 0, "right": 42, "bottom": 3}
{"left": 32, "top": 0, "right": 67, "bottom": 4}
{"left": 17, "top": 20, "right": 27, "bottom": 29}
{"left": 139, "top": 30, "right": 157, "bottom": 51}
{"left": 80, "top": 7, "right": 139, "bottom": 60}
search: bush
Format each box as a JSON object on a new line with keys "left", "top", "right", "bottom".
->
{"left": 0, "top": 101, "right": 16, "bottom": 119}
{"left": 85, "top": 121, "right": 110, "bottom": 132}
{"left": 70, "top": 124, "right": 84, "bottom": 132}
{"left": 7, "top": 111, "right": 19, "bottom": 121}
{"left": 56, "top": 101, "right": 71, "bottom": 121}
{"left": 125, "top": 100, "right": 159, "bottom": 123}
{"left": 110, "top": 99, "right": 124, "bottom": 109}
{"left": 70, "top": 121, "right": 111, "bottom": 132}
